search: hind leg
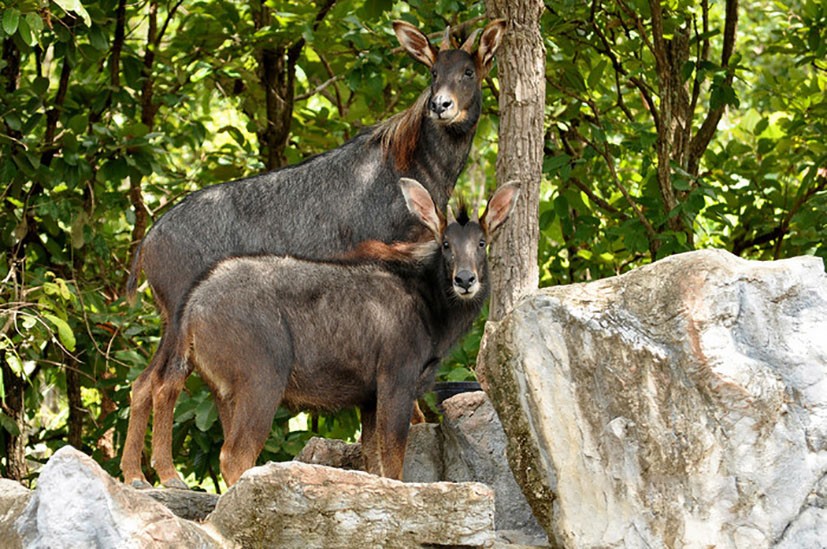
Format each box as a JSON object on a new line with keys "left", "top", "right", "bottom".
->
{"left": 121, "top": 332, "right": 170, "bottom": 488}
{"left": 150, "top": 357, "right": 191, "bottom": 489}
{"left": 219, "top": 377, "right": 285, "bottom": 486}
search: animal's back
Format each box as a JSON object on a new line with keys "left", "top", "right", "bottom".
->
{"left": 182, "top": 255, "right": 430, "bottom": 412}
{"left": 137, "top": 135, "right": 416, "bottom": 315}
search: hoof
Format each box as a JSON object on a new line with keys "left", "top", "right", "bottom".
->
{"left": 162, "top": 477, "right": 190, "bottom": 490}
{"left": 130, "top": 479, "right": 153, "bottom": 490}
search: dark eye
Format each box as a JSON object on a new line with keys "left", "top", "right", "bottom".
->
{"left": 442, "top": 240, "right": 450, "bottom": 249}
{"left": 431, "top": 69, "right": 438, "bottom": 78}
{"left": 464, "top": 68, "right": 474, "bottom": 78}
{"left": 479, "top": 239, "right": 486, "bottom": 248}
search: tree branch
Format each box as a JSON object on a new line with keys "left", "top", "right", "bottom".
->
{"left": 688, "top": 0, "right": 738, "bottom": 175}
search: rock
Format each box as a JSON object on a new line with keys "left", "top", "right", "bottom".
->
{"left": 402, "top": 422, "right": 444, "bottom": 482}
{"left": 478, "top": 249, "right": 827, "bottom": 548}
{"left": 293, "top": 406, "right": 544, "bottom": 542}
{"left": 441, "top": 391, "right": 547, "bottom": 541}
{"left": 207, "top": 460, "right": 495, "bottom": 548}
{"left": 294, "top": 436, "right": 364, "bottom": 470}
{"left": 0, "top": 478, "right": 31, "bottom": 549}
{"left": 143, "top": 488, "right": 219, "bottom": 522}
{"left": 15, "top": 446, "right": 223, "bottom": 548}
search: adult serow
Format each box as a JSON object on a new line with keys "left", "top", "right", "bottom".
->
{"left": 162, "top": 178, "right": 519, "bottom": 486}
{"left": 121, "top": 19, "right": 506, "bottom": 488}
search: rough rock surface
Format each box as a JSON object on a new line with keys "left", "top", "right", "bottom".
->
{"left": 441, "top": 391, "right": 547, "bottom": 538}
{"left": 3, "top": 446, "right": 497, "bottom": 548}
{"left": 294, "top": 436, "right": 364, "bottom": 471}
{"left": 143, "top": 488, "right": 219, "bottom": 522}
{"left": 0, "top": 478, "right": 31, "bottom": 549}
{"left": 13, "top": 446, "right": 222, "bottom": 548}
{"left": 478, "top": 249, "right": 827, "bottom": 548}
{"left": 208, "top": 461, "right": 495, "bottom": 548}
{"left": 295, "top": 395, "right": 547, "bottom": 543}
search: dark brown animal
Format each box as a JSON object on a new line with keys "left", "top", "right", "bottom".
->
{"left": 160, "top": 178, "right": 519, "bottom": 486}
{"left": 121, "top": 19, "right": 507, "bottom": 488}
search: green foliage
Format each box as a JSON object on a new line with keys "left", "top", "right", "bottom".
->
{"left": 1, "top": 0, "right": 825, "bottom": 489}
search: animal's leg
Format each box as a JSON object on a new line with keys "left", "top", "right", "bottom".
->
{"left": 374, "top": 388, "right": 415, "bottom": 480}
{"left": 410, "top": 401, "right": 426, "bottom": 425}
{"left": 360, "top": 404, "right": 380, "bottom": 474}
{"left": 218, "top": 373, "right": 286, "bottom": 487}
{"left": 120, "top": 332, "right": 170, "bottom": 488}
{"left": 150, "top": 357, "right": 191, "bottom": 489}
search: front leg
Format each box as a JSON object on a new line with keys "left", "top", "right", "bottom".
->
{"left": 374, "top": 386, "right": 417, "bottom": 480}
{"left": 360, "top": 404, "right": 380, "bottom": 474}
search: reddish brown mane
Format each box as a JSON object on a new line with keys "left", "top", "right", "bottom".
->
{"left": 370, "top": 91, "right": 429, "bottom": 172}
{"left": 343, "top": 234, "right": 437, "bottom": 264}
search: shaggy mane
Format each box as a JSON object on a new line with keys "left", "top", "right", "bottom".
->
{"left": 370, "top": 91, "right": 430, "bottom": 172}
{"left": 343, "top": 237, "right": 438, "bottom": 265}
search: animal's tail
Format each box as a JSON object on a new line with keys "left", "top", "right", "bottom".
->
{"left": 125, "top": 240, "right": 144, "bottom": 306}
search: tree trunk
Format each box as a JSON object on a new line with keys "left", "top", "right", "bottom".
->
{"left": 482, "top": 0, "right": 545, "bottom": 322}
{"left": 1, "top": 361, "right": 27, "bottom": 481}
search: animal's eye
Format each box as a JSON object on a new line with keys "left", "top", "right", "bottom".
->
{"left": 442, "top": 240, "right": 450, "bottom": 249}
{"left": 479, "top": 239, "right": 486, "bottom": 248}
{"left": 431, "top": 69, "right": 438, "bottom": 78}
{"left": 464, "top": 68, "right": 474, "bottom": 78}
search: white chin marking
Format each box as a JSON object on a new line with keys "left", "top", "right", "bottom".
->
{"left": 430, "top": 110, "right": 462, "bottom": 124}
{"left": 453, "top": 284, "right": 479, "bottom": 299}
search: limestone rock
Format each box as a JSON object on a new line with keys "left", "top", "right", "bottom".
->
{"left": 14, "top": 446, "right": 223, "bottom": 548}
{"left": 479, "top": 249, "right": 827, "bottom": 548}
{"left": 294, "top": 436, "right": 364, "bottom": 470}
{"left": 207, "top": 460, "right": 495, "bottom": 548}
{"left": 402, "top": 422, "right": 444, "bottom": 483}
{"left": 441, "top": 391, "right": 546, "bottom": 539}
{"left": 0, "top": 478, "right": 31, "bottom": 549}
{"left": 143, "top": 488, "right": 219, "bottom": 522}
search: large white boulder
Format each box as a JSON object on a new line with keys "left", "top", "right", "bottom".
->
{"left": 479, "top": 249, "right": 827, "bottom": 548}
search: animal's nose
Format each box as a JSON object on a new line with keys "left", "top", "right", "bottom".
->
{"left": 454, "top": 270, "right": 476, "bottom": 291}
{"left": 430, "top": 95, "right": 454, "bottom": 115}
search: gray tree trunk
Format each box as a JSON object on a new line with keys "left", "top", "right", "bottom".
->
{"left": 483, "top": 0, "right": 545, "bottom": 322}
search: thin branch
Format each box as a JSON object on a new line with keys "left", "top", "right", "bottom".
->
{"left": 295, "top": 74, "right": 341, "bottom": 102}
{"left": 688, "top": 0, "right": 739, "bottom": 174}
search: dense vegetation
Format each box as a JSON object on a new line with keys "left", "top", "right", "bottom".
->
{"left": 2, "top": 0, "right": 824, "bottom": 490}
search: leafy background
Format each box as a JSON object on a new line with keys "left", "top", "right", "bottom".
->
{"left": 1, "top": 0, "right": 824, "bottom": 490}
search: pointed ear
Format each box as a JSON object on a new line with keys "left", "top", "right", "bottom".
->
{"left": 393, "top": 21, "right": 438, "bottom": 68}
{"left": 480, "top": 182, "right": 520, "bottom": 235}
{"left": 439, "top": 25, "right": 453, "bottom": 51}
{"left": 399, "top": 178, "right": 444, "bottom": 237}
{"left": 459, "top": 28, "right": 481, "bottom": 53}
{"left": 476, "top": 19, "right": 507, "bottom": 74}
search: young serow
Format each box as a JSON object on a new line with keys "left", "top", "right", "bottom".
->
{"left": 163, "top": 178, "right": 519, "bottom": 485}
{"left": 121, "top": 19, "right": 507, "bottom": 489}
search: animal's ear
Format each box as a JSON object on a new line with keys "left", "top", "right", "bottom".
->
{"left": 399, "top": 178, "right": 444, "bottom": 237}
{"left": 459, "top": 28, "right": 481, "bottom": 53}
{"left": 393, "top": 21, "right": 438, "bottom": 68}
{"left": 439, "top": 26, "right": 453, "bottom": 52}
{"left": 476, "top": 19, "right": 507, "bottom": 74}
{"left": 480, "top": 181, "right": 520, "bottom": 235}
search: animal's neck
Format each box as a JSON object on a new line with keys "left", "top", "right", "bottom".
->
{"left": 418, "top": 259, "right": 487, "bottom": 357}
{"left": 377, "top": 91, "right": 481, "bottom": 211}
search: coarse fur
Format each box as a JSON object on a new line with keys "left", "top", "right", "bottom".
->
{"left": 120, "top": 19, "right": 507, "bottom": 488}
{"left": 161, "top": 178, "right": 520, "bottom": 485}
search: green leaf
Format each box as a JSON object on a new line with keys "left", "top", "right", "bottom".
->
{"left": 52, "top": 0, "right": 92, "bottom": 27}
{"left": 17, "top": 16, "right": 34, "bottom": 47}
{"left": 194, "top": 398, "right": 218, "bottom": 431}
{"left": 0, "top": 412, "right": 21, "bottom": 436}
{"left": 42, "top": 313, "right": 76, "bottom": 352}
{"left": 2, "top": 8, "right": 19, "bottom": 35}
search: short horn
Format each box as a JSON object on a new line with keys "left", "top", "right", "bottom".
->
{"left": 439, "top": 26, "right": 452, "bottom": 51}
{"left": 460, "top": 28, "right": 482, "bottom": 53}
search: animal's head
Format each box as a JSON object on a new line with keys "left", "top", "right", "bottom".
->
{"left": 393, "top": 19, "right": 507, "bottom": 126}
{"left": 399, "top": 177, "right": 520, "bottom": 301}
